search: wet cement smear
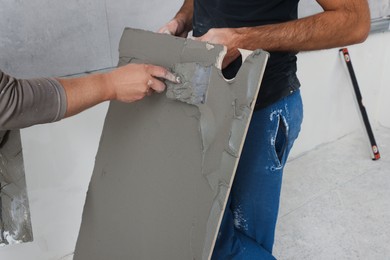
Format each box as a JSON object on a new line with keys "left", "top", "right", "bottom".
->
{"left": 0, "top": 130, "right": 33, "bottom": 246}
{"left": 166, "top": 63, "right": 212, "bottom": 105}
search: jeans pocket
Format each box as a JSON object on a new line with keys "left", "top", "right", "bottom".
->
{"left": 272, "top": 115, "right": 288, "bottom": 169}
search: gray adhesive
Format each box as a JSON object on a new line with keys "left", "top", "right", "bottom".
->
{"left": 0, "top": 130, "right": 33, "bottom": 246}
{"left": 74, "top": 28, "right": 268, "bottom": 260}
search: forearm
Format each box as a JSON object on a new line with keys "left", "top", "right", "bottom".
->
{"left": 0, "top": 70, "right": 116, "bottom": 130}
{"left": 174, "top": 0, "right": 194, "bottom": 31}
{"left": 59, "top": 63, "right": 176, "bottom": 117}
{"left": 234, "top": 1, "right": 370, "bottom": 52}
{"left": 58, "top": 73, "right": 112, "bottom": 118}
{"left": 0, "top": 63, "right": 175, "bottom": 130}
{"left": 236, "top": 14, "right": 369, "bottom": 52}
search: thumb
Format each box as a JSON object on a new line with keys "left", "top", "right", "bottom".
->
{"left": 157, "top": 26, "right": 173, "bottom": 35}
{"left": 193, "top": 36, "right": 204, "bottom": 42}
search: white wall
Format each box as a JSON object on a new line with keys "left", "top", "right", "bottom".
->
{"left": 377, "top": 33, "right": 390, "bottom": 127}
{"left": 291, "top": 32, "right": 390, "bottom": 157}
{"left": 0, "top": 1, "right": 389, "bottom": 259}
{"left": 0, "top": 0, "right": 112, "bottom": 78}
{"left": 298, "top": 0, "right": 390, "bottom": 19}
{"left": 0, "top": 0, "right": 182, "bottom": 78}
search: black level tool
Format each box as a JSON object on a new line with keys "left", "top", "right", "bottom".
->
{"left": 340, "top": 48, "right": 380, "bottom": 160}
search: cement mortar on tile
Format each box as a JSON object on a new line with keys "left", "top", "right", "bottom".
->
{"left": 75, "top": 28, "right": 268, "bottom": 260}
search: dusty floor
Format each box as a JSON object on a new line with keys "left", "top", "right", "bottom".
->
{"left": 274, "top": 126, "right": 390, "bottom": 259}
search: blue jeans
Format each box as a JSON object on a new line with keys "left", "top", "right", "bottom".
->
{"left": 212, "top": 90, "right": 303, "bottom": 259}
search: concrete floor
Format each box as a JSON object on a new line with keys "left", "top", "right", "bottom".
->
{"left": 274, "top": 126, "right": 390, "bottom": 259}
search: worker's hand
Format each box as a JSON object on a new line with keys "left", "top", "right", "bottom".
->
{"left": 195, "top": 28, "right": 241, "bottom": 69}
{"left": 158, "top": 18, "right": 190, "bottom": 38}
{"left": 105, "top": 64, "right": 178, "bottom": 103}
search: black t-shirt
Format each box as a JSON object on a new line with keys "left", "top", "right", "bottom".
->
{"left": 193, "top": 0, "right": 301, "bottom": 108}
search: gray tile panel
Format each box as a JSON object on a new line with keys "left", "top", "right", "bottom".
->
{"left": 74, "top": 28, "right": 268, "bottom": 260}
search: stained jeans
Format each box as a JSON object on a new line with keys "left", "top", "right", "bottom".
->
{"left": 212, "top": 90, "right": 303, "bottom": 259}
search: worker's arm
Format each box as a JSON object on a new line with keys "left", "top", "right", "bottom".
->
{"left": 158, "top": 0, "right": 194, "bottom": 37}
{"left": 58, "top": 64, "right": 177, "bottom": 117}
{"left": 0, "top": 64, "right": 177, "bottom": 130}
{"left": 196, "top": 0, "right": 371, "bottom": 67}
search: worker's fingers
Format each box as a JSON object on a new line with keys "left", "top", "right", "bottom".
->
{"left": 157, "top": 26, "right": 173, "bottom": 35}
{"left": 147, "top": 78, "right": 166, "bottom": 93}
{"left": 146, "top": 65, "right": 179, "bottom": 83}
{"left": 146, "top": 85, "right": 154, "bottom": 96}
{"left": 157, "top": 19, "right": 178, "bottom": 35}
{"left": 147, "top": 79, "right": 153, "bottom": 87}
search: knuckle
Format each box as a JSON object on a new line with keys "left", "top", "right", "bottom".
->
{"left": 158, "top": 67, "right": 167, "bottom": 77}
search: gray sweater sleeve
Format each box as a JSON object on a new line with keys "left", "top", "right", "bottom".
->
{"left": 0, "top": 70, "right": 67, "bottom": 130}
